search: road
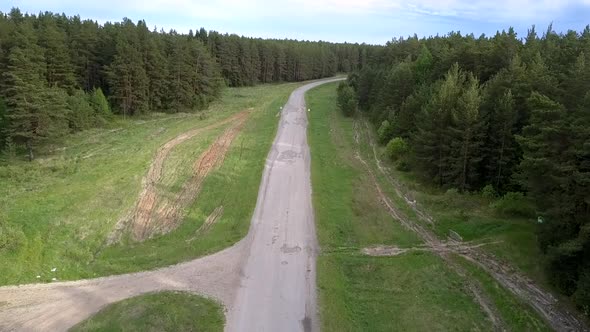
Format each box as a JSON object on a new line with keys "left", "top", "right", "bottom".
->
{"left": 225, "top": 78, "right": 343, "bottom": 332}
{"left": 0, "top": 78, "right": 343, "bottom": 332}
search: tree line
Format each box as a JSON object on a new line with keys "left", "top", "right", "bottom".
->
{"left": 340, "top": 26, "right": 590, "bottom": 315}
{"left": 0, "top": 8, "right": 379, "bottom": 159}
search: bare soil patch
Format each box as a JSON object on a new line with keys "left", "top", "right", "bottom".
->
{"left": 109, "top": 110, "right": 252, "bottom": 243}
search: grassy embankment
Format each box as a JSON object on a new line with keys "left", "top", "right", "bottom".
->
{"left": 0, "top": 82, "right": 300, "bottom": 285}
{"left": 306, "top": 82, "right": 549, "bottom": 331}
{"left": 70, "top": 291, "right": 223, "bottom": 332}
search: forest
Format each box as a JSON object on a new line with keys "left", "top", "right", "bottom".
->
{"left": 0, "top": 8, "right": 379, "bottom": 160}
{"left": 339, "top": 25, "right": 590, "bottom": 314}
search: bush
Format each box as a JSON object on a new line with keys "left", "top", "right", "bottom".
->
{"left": 491, "top": 192, "right": 535, "bottom": 217}
{"left": 89, "top": 87, "right": 112, "bottom": 118}
{"left": 481, "top": 184, "right": 497, "bottom": 199}
{"left": 385, "top": 137, "right": 408, "bottom": 161}
{"left": 68, "top": 90, "right": 95, "bottom": 131}
{"left": 337, "top": 82, "right": 357, "bottom": 117}
{"left": 395, "top": 159, "right": 411, "bottom": 172}
{"left": 377, "top": 120, "right": 392, "bottom": 144}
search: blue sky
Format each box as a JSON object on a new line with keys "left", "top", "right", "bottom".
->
{"left": 3, "top": 0, "right": 590, "bottom": 44}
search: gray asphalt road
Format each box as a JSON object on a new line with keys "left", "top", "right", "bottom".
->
{"left": 0, "top": 78, "right": 343, "bottom": 332}
{"left": 226, "top": 78, "right": 343, "bottom": 332}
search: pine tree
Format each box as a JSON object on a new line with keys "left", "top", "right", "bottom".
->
{"left": 89, "top": 87, "right": 111, "bottom": 117}
{"left": 490, "top": 90, "right": 517, "bottom": 188}
{"left": 412, "top": 64, "right": 462, "bottom": 186}
{"left": 106, "top": 20, "right": 149, "bottom": 116}
{"left": 518, "top": 92, "right": 589, "bottom": 307}
{"left": 67, "top": 89, "right": 94, "bottom": 130}
{"left": 0, "top": 97, "right": 7, "bottom": 150}
{"left": 1, "top": 23, "right": 67, "bottom": 160}
{"left": 39, "top": 15, "right": 77, "bottom": 92}
{"left": 139, "top": 23, "right": 169, "bottom": 112}
{"left": 448, "top": 73, "right": 483, "bottom": 191}
{"left": 166, "top": 36, "right": 194, "bottom": 111}
{"left": 414, "top": 44, "right": 433, "bottom": 84}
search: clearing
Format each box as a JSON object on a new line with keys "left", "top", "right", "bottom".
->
{"left": 0, "top": 83, "right": 297, "bottom": 285}
{"left": 0, "top": 78, "right": 340, "bottom": 332}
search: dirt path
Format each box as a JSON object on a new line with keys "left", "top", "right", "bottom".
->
{"left": 0, "top": 78, "right": 342, "bottom": 332}
{"left": 354, "top": 119, "right": 587, "bottom": 332}
{"left": 108, "top": 110, "right": 251, "bottom": 243}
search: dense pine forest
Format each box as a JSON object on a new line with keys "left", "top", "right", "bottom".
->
{"left": 339, "top": 26, "right": 590, "bottom": 314}
{"left": 0, "top": 8, "right": 378, "bottom": 160}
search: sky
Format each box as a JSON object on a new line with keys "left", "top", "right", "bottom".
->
{"left": 3, "top": 0, "right": 590, "bottom": 44}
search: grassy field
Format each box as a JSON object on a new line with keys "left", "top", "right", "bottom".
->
{"left": 306, "top": 82, "right": 548, "bottom": 331}
{"left": 0, "top": 82, "right": 299, "bottom": 285}
{"left": 70, "top": 291, "right": 223, "bottom": 332}
{"left": 308, "top": 83, "right": 491, "bottom": 331}
{"left": 347, "top": 113, "right": 545, "bottom": 286}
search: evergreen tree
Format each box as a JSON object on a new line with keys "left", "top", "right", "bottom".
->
{"left": 67, "top": 89, "right": 95, "bottom": 130}
{"left": 0, "top": 97, "right": 7, "bottom": 150}
{"left": 1, "top": 23, "right": 66, "bottom": 160}
{"left": 89, "top": 87, "right": 111, "bottom": 117}
{"left": 106, "top": 20, "right": 149, "bottom": 116}
{"left": 337, "top": 82, "right": 357, "bottom": 117}
{"left": 448, "top": 73, "right": 483, "bottom": 191}
{"left": 412, "top": 64, "right": 462, "bottom": 186}
{"left": 39, "top": 15, "right": 77, "bottom": 92}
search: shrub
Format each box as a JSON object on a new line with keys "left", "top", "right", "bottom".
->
{"left": 377, "top": 120, "right": 392, "bottom": 144}
{"left": 68, "top": 90, "right": 95, "bottom": 131}
{"left": 491, "top": 192, "right": 535, "bottom": 217}
{"left": 481, "top": 184, "right": 497, "bottom": 199}
{"left": 395, "top": 159, "right": 411, "bottom": 172}
{"left": 336, "top": 82, "right": 357, "bottom": 117}
{"left": 385, "top": 137, "right": 408, "bottom": 161}
{"left": 89, "top": 87, "right": 111, "bottom": 117}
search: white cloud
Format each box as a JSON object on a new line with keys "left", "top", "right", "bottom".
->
{"left": 7, "top": 0, "right": 590, "bottom": 21}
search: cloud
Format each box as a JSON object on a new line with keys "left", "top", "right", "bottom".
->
{"left": 7, "top": 0, "right": 590, "bottom": 22}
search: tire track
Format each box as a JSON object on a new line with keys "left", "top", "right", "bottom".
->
{"left": 354, "top": 119, "right": 587, "bottom": 332}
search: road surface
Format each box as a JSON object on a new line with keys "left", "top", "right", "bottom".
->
{"left": 0, "top": 78, "right": 343, "bottom": 332}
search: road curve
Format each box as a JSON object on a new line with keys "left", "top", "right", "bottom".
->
{"left": 0, "top": 78, "right": 343, "bottom": 332}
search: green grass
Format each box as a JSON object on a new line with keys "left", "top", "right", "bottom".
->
{"left": 307, "top": 83, "right": 495, "bottom": 331}
{"left": 452, "top": 255, "right": 551, "bottom": 331}
{"left": 370, "top": 144, "right": 547, "bottom": 286}
{"left": 70, "top": 291, "right": 223, "bottom": 332}
{"left": 0, "top": 82, "right": 300, "bottom": 285}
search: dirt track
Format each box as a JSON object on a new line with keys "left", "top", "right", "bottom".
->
{"left": 108, "top": 109, "right": 252, "bottom": 243}
{"left": 0, "top": 78, "right": 342, "bottom": 332}
{"left": 354, "top": 119, "right": 587, "bottom": 332}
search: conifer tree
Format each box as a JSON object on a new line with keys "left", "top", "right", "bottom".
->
{"left": 1, "top": 23, "right": 64, "bottom": 161}
{"left": 39, "top": 16, "right": 77, "bottom": 92}
{"left": 89, "top": 87, "right": 111, "bottom": 117}
{"left": 106, "top": 20, "right": 149, "bottom": 116}
{"left": 449, "top": 73, "right": 483, "bottom": 191}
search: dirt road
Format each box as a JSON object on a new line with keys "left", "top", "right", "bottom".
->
{"left": 0, "top": 78, "right": 342, "bottom": 332}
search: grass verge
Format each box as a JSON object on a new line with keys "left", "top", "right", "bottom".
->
{"left": 70, "top": 291, "right": 223, "bottom": 332}
{"left": 307, "top": 83, "right": 496, "bottom": 331}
